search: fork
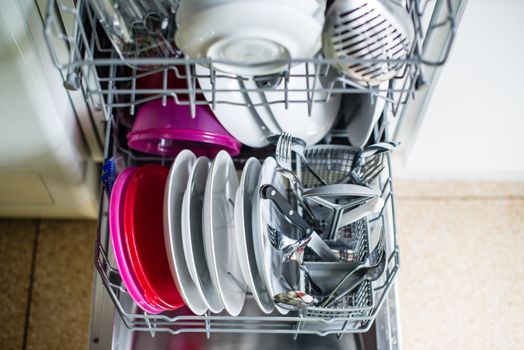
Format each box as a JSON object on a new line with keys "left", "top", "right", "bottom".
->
{"left": 275, "top": 133, "right": 319, "bottom": 226}
{"left": 267, "top": 134, "right": 327, "bottom": 186}
{"left": 350, "top": 154, "right": 385, "bottom": 186}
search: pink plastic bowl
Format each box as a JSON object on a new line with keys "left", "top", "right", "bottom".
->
{"left": 127, "top": 99, "right": 241, "bottom": 158}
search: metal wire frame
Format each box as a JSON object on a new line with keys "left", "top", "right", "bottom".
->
{"left": 43, "top": 0, "right": 459, "bottom": 120}
{"left": 94, "top": 198, "right": 398, "bottom": 337}
{"left": 93, "top": 115, "right": 399, "bottom": 337}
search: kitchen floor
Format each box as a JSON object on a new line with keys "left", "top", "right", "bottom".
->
{"left": 0, "top": 181, "right": 523, "bottom": 350}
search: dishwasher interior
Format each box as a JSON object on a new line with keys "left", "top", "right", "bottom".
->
{"left": 41, "top": 0, "right": 462, "bottom": 348}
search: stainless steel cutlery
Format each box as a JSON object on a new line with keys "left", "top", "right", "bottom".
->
{"left": 321, "top": 224, "right": 386, "bottom": 307}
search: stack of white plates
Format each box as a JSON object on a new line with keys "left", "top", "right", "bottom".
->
{"left": 164, "top": 150, "right": 297, "bottom": 315}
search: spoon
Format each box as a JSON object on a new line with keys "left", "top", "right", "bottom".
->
{"left": 274, "top": 291, "right": 315, "bottom": 311}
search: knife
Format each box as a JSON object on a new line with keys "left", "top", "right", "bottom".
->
{"left": 260, "top": 184, "right": 338, "bottom": 262}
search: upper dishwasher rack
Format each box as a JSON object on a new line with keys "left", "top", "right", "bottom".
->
{"left": 44, "top": 0, "right": 459, "bottom": 119}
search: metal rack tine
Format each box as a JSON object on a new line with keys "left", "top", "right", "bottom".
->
{"left": 227, "top": 272, "right": 249, "bottom": 293}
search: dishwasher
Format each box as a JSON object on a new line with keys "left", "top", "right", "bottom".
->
{"left": 42, "top": 0, "right": 466, "bottom": 349}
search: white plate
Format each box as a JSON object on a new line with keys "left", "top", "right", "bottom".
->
{"left": 253, "top": 157, "right": 299, "bottom": 314}
{"left": 164, "top": 150, "right": 208, "bottom": 315}
{"left": 203, "top": 151, "right": 245, "bottom": 315}
{"left": 233, "top": 158, "right": 274, "bottom": 314}
{"left": 263, "top": 63, "right": 342, "bottom": 145}
{"left": 195, "top": 65, "right": 278, "bottom": 148}
{"left": 181, "top": 156, "right": 224, "bottom": 313}
{"left": 345, "top": 81, "right": 389, "bottom": 147}
{"left": 176, "top": 2, "right": 322, "bottom": 76}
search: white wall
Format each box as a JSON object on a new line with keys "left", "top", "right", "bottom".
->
{"left": 396, "top": 0, "right": 524, "bottom": 180}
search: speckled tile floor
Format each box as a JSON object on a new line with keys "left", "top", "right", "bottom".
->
{"left": 0, "top": 181, "right": 522, "bottom": 350}
{"left": 395, "top": 180, "right": 524, "bottom": 350}
{"left": 0, "top": 220, "right": 96, "bottom": 350}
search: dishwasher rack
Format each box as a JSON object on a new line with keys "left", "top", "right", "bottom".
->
{"left": 93, "top": 112, "right": 400, "bottom": 336}
{"left": 39, "top": 0, "right": 461, "bottom": 340}
{"left": 44, "top": 0, "right": 459, "bottom": 120}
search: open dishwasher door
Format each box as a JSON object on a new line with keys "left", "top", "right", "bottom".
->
{"left": 38, "top": 0, "right": 467, "bottom": 348}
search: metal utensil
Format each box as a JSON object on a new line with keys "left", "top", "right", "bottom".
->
{"left": 274, "top": 133, "right": 320, "bottom": 226}
{"left": 303, "top": 261, "right": 361, "bottom": 293}
{"left": 238, "top": 80, "right": 275, "bottom": 137}
{"left": 267, "top": 226, "right": 324, "bottom": 295}
{"left": 323, "top": 0, "right": 415, "bottom": 85}
{"left": 267, "top": 134, "right": 327, "bottom": 186}
{"left": 274, "top": 291, "right": 315, "bottom": 311}
{"left": 267, "top": 225, "right": 311, "bottom": 264}
{"left": 321, "top": 226, "right": 385, "bottom": 307}
{"left": 302, "top": 184, "right": 379, "bottom": 198}
{"left": 273, "top": 274, "right": 315, "bottom": 311}
{"left": 359, "top": 141, "right": 400, "bottom": 159}
{"left": 254, "top": 74, "right": 284, "bottom": 90}
{"left": 261, "top": 185, "right": 338, "bottom": 262}
{"left": 335, "top": 141, "right": 399, "bottom": 186}
{"left": 337, "top": 196, "right": 384, "bottom": 228}
{"left": 302, "top": 184, "right": 379, "bottom": 240}
{"left": 323, "top": 250, "right": 386, "bottom": 308}
{"left": 260, "top": 184, "right": 339, "bottom": 262}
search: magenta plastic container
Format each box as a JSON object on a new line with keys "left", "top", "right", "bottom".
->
{"left": 109, "top": 167, "right": 164, "bottom": 314}
{"left": 127, "top": 99, "right": 241, "bottom": 157}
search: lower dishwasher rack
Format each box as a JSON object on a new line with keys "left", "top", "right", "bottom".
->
{"left": 90, "top": 119, "right": 401, "bottom": 344}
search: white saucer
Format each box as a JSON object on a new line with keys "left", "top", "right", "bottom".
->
{"left": 234, "top": 158, "right": 274, "bottom": 314}
{"left": 202, "top": 151, "right": 245, "bottom": 315}
{"left": 181, "top": 156, "right": 224, "bottom": 313}
{"left": 164, "top": 150, "right": 208, "bottom": 315}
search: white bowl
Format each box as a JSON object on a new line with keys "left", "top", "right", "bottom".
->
{"left": 195, "top": 65, "right": 279, "bottom": 148}
{"left": 177, "top": 0, "right": 325, "bottom": 27}
{"left": 262, "top": 63, "right": 342, "bottom": 145}
{"left": 196, "top": 64, "right": 341, "bottom": 147}
{"left": 176, "top": 2, "right": 322, "bottom": 76}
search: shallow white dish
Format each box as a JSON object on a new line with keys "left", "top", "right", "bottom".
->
{"left": 202, "top": 151, "right": 244, "bottom": 315}
{"left": 176, "top": 2, "right": 322, "bottom": 76}
{"left": 195, "top": 65, "right": 279, "bottom": 148}
{"left": 345, "top": 81, "right": 389, "bottom": 147}
{"left": 263, "top": 63, "right": 342, "bottom": 145}
{"left": 233, "top": 157, "right": 274, "bottom": 314}
{"left": 181, "top": 156, "right": 224, "bottom": 313}
{"left": 252, "top": 157, "right": 298, "bottom": 314}
{"left": 164, "top": 150, "right": 208, "bottom": 315}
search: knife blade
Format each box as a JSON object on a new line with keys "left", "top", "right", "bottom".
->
{"left": 260, "top": 184, "right": 338, "bottom": 262}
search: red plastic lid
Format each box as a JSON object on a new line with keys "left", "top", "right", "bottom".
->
{"left": 123, "top": 164, "right": 185, "bottom": 311}
{"left": 109, "top": 167, "right": 164, "bottom": 314}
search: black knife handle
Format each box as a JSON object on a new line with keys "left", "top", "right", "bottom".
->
{"left": 260, "top": 184, "right": 312, "bottom": 235}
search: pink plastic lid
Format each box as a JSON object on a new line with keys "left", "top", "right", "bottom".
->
{"left": 109, "top": 167, "right": 164, "bottom": 314}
